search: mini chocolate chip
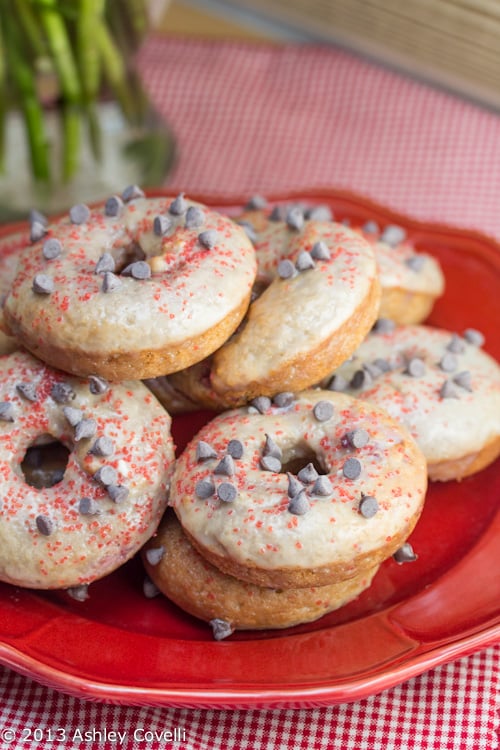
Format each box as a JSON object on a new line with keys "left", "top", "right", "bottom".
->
{"left": 153, "top": 214, "right": 172, "bottom": 236}
{"left": 143, "top": 576, "right": 160, "bottom": 599}
{"left": 196, "top": 441, "right": 218, "bottom": 461}
{"left": 313, "top": 400, "right": 334, "bottom": 422}
{"left": 74, "top": 418, "right": 97, "bottom": 441}
{"left": 311, "top": 475, "right": 333, "bottom": 496}
{"left": 263, "top": 434, "right": 282, "bottom": 459}
{"left": 250, "top": 396, "right": 271, "bottom": 414}
{"left": 121, "top": 261, "right": 151, "bottom": 279}
{"left": 260, "top": 455, "right": 282, "bottom": 473}
{"left": 446, "top": 334, "right": 465, "bottom": 354}
{"left": 214, "top": 454, "right": 235, "bottom": 476}
{"left": 343, "top": 457, "right": 362, "bottom": 480}
{"left": 0, "top": 402, "right": 14, "bottom": 421}
{"left": 63, "top": 406, "right": 83, "bottom": 426}
{"left": 108, "top": 484, "right": 129, "bottom": 503}
{"left": 89, "top": 375, "right": 109, "bottom": 394}
{"left": 273, "top": 391, "right": 294, "bottom": 408}
{"left": 439, "top": 380, "right": 460, "bottom": 399}
{"left": 217, "top": 482, "right": 237, "bottom": 502}
{"left": 405, "top": 357, "right": 426, "bottom": 378}
{"left": 70, "top": 203, "right": 90, "bottom": 225}
{"left": 405, "top": 255, "right": 425, "bottom": 271}
{"left": 42, "top": 238, "right": 62, "bottom": 260}
{"left": 185, "top": 205, "right": 205, "bottom": 229}
{"left": 372, "top": 318, "right": 396, "bottom": 335}
{"left": 350, "top": 369, "right": 372, "bottom": 390}
{"left": 464, "top": 328, "right": 485, "bottom": 347}
{"left": 295, "top": 250, "right": 315, "bottom": 271}
{"left": 245, "top": 195, "right": 267, "bottom": 210}
{"left": 198, "top": 229, "right": 217, "bottom": 249}
{"left": 51, "top": 382, "right": 75, "bottom": 404}
{"left": 380, "top": 224, "right": 406, "bottom": 246}
{"left": 90, "top": 436, "right": 114, "bottom": 457}
{"left": 227, "top": 439, "right": 244, "bottom": 459}
{"left": 269, "top": 205, "right": 285, "bottom": 221}
{"left": 310, "top": 240, "right": 331, "bottom": 260}
{"left": 36, "top": 514, "right": 54, "bottom": 535}
{"left": 66, "top": 584, "right": 89, "bottom": 601}
{"left": 95, "top": 253, "right": 116, "bottom": 274}
{"left": 288, "top": 489, "right": 310, "bottom": 515}
{"left": 453, "top": 370, "right": 473, "bottom": 392}
{"left": 393, "top": 542, "right": 418, "bottom": 563}
{"left": 104, "top": 195, "right": 124, "bottom": 217}
{"left": 362, "top": 220, "right": 380, "bottom": 234}
{"left": 327, "top": 373, "right": 347, "bottom": 392}
{"left": 30, "top": 208, "right": 48, "bottom": 228}
{"left": 287, "top": 472, "right": 304, "bottom": 498}
{"left": 94, "top": 465, "right": 117, "bottom": 486}
{"left": 306, "top": 205, "right": 333, "bottom": 221}
{"left": 359, "top": 494, "right": 379, "bottom": 518}
{"left": 277, "top": 259, "right": 296, "bottom": 279}
{"left": 169, "top": 193, "right": 187, "bottom": 215}
{"left": 286, "top": 206, "right": 304, "bottom": 231}
{"left": 32, "top": 273, "right": 54, "bottom": 294}
{"left": 235, "top": 220, "right": 257, "bottom": 244}
{"left": 345, "top": 428, "right": 370, "bottom": 449}
{"left": 439, "top": 352, "right": 458, "bottom": 373}
{"left": 30, "top": 220, "right": 48, "bottom": 243}
{"left": 122, "top": 184, "right": 144, "bottom": 202}
{"left": 195, "top": 479, "right": 215, "bottom": 499}
{"left": 373, "top": 357, "right": 392, "bottom": 373}
{"left": 145, "top": 546, "right": 165, "bottom": 566}
{"left": 210, "top": 618, "right": 233, "bottom": 640}
{"left": 101, "top": 271, "right": 122, "bottom": 292}
{"left": 297, "top": 462, "right": 318, "bottom": 484}
{"left": 16, "top": 383, "right": 37, "bottom": 402}
{"left": 78, "top": 497, "right": 100, "bottom": 515}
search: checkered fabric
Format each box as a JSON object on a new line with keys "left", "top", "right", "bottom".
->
{"left": 1, "top": 36, "right": 499, "bottom": 750}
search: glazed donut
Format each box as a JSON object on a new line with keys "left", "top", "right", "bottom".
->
{"left": 3, "top": 190, "right": 257, "bottom": 380}
{"left": 322, "top": 322, "right": 500, "bottom": 481}
{"left": 170, "top": 389, "right": 427, "bottom": 589}
{"left": 0, "top": 350, "right": 174, "bottom": 589}
{"left": 0, "top": 228, "right": 29, "bottom": 355}
{"left": 142, "top": 511, "right": 379, "bottom": 632}
{"left": 148, "top": 205, "right": 381, "bottom": 410}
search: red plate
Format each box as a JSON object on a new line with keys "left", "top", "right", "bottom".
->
{"left": 0, "top": 189, "right": 499, "bottom": 708}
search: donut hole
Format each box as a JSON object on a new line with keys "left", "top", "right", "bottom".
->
{"left": 281, "top": 444, "right": 327, "bottom": 476}
{"left": 112, "top": 242, "right": 146, "bottom": 274}
{"left": 21, "top": 437, "right": 70, "bottom": 489}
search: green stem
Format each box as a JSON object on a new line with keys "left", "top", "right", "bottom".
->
{"left": 14, "top": 0, "right": 48, "bottom": 59}
{"left": 96, "top": 19, "right": 137, "bottom": 123}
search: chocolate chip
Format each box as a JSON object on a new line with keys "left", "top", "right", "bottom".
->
{"left": 295, "top": 250, "right": 315, "bottom": 271}
{"left": 69, "top": 203, "right": 90, "bottom": 225}
{"left": 453, "top": 370, "right": 473, "bottom": 392}
{"left": 311, "top": 475, "right": 333, "bottom": 496}
{"left": 393, "top": 542, "right": 417, "bottom": 563}
{"left": 143, "top": 576, "right": 160, "bottom": 599}
{"left": 405, "top": 357, "right": 426, "bottom": 378}
{"left": 310, "top": 240, "right": 331, "bottom": 260}
{"left": 122, "top": 184, "right": 144, "bottom": 202}
{"left": 288, "top": 489, "right": 310, "bottom": 515}
{"left": 227, "top": 439, "right": 244, "bottom": 459}
{"left": 78, "top": 497, "right": 100, "bottom": 515}
{"left": 273, "top": 391, "right": 294, "bottom": 408}
{"left": 269, "top": 205, "right": 285, "bottom": 222}
{"left": 373, "top": 357, "right": 392, "bottom": 373}
{"left": 30, "top": 208, "right": 48, "bottom": 229}
{"left": 372, "top": 318, "right": 396, "bottom": 335}
{"left": 405, "top": 255, "right": 425, "bottom": 271}
{"left": 245, "top": 195, "right": 267, "bottom": 210}
{"left": 32, "top": 274, "right": 54, "bottom": 294}
{"left": 287, "top": 472, "right": 303, "bottom": 498}
{"left": 305, "top": 205, "right": 333, "bottom": 221}
{"left": 286, "top": 206, "right": 304, "bottom": 231}
{"left": 42, "top": 238, "right": 62, "bottom": 260}
{"left": 0, "top": 402, "right": 14, "bottom": 421}
{"left": 217, "top": 482, "right": 237, "bottom": 502}
{"left": 363, "top": 361, "right": 384, "bottom": 379}
{"left": 16, "top": 383, "right": 37, "bottom": 402}
{"left": 263, "top": 434, "right": 282, "bottom": 460}
{"left": 195, "top": 478, "right": 215, "bottom": 498}
{"left": 121, "top": 261, "right": 151, "bottom": 280}
{"left": 344, "top": 428, "right": 370, "bottom": 449}
{"left": 439, "top": 352, "right": 458, "bottom": 373}
{"left": 446, "top": 334, "right": 465, "bottom": 354}
{"left": 235, "top": 220, "right": 257, "bottom": 244}
{"left": 145, "top": 546, "right": 165, "bottom": 566}
{"left": 250, "top": 396, "right": 271, "bottom": 414}
{"left": 359, "top": 494, "right": 379, "bottom": 518}
{"left": 36, "top": 514, "right": 54, "bottom": 536}
{"left": 51, "top": 382, "right": 75, "bottom": 403}
{"left": 94, "top": 465, "right": 117, "bottom": 486}
{"left": 63, "top": 406, "right": 83, "bottom": 426}
{"left": 74, "top": 418, "right": 97, "bottom": 441}
{"left": 297, "top": 462, "right": 318, "bottom": 484}
{"left": 214, "top": 454, "right": 235, "bottom": 476}
{"left": 153, "top": 215, "right": 172, "bottom": 236}
{"left": 198, "top": 230, "right": 217, "bottom": 250}
{"left": 89, "top": 375, "right": 109, "bottom": 394}
{"left": 90, "top": 436, "right": 114, "bottom": 457}
{"left": 362, "top": 220, "right": 380, "bottom": 234}
{"left": 350, "top": 369, "right": 372, "bottom": 390}
{"left": 260, "top": 455, "right": 282, "bottom": 473}
{"left": 343, "top": 457, "right": 362, "bottom": 480}
{"left": 95, "top": 253, "right": 116, "bottom": 274}
{"left": 169, "top": 193, "right": 187, "bottom": 215}
{"left": 327, "top": 373, "right": 347, "bottom": 392}
{"left": 102, "top": 271, "right": 122, "bottom": 292}
{"left": 66, "top": 584, "right": 89, "bottom": 601}
{"left": 107, "top": 484, "right": 129, "bottom": 503}
{"left": 196, "top": 441, "right": 218, "bottom": 461}
{"left": 104, "top": 195, "right": 124, "bottom": 217}
{"left": 277, "top": 259, "right": 296, "bottom": 279}
{"left": 463, "top": 328, "right": 485, "bottom": 347}
{"left": 313, "top": 400, "right": 334, "bottom": 422}
{"left": 380, "top": 224, "right": 406, "bottom": 246}
{"left": 185, "top": 205, "right": 205, "bottom": 229}
{"left": 30, "top": 220, "right": 48, "bottom": 243}
{"left": 439, "top": 380, "right": 460, "bottom": 399}
{"left": 210, "top": 618, "right": 233, "bottom": 640}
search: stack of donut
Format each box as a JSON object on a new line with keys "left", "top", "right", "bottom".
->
{"left": 1, "top": 189, "right": 498, "bottom": 639}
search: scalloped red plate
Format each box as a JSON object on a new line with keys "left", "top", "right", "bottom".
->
{"left": 0, "top": 189, "right": 499, "bottom": 708}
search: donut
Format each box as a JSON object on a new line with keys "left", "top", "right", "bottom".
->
{"left": 0, "top": 228, "right": 29, "bottom": 355}
{"left": 3, "top": 190, "right": 257, "bottom": 380}
{"left": 322, "top": 322, "right": 500, "bottom": 480}
{"left": 0, "top": 349, "right": 174, "bottom": 589}
{"left": 147, "top": 206, "right": 381, "bottom": 410}
{"left": 169, "top": 389, "right": 427, "bottom": 589}
{"left": 142, "top": 511, "right": 379, "bottom": 632}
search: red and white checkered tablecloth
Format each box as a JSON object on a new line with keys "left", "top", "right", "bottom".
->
{"left": 1, "top": 35, "right": 500, "bottom": 750}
